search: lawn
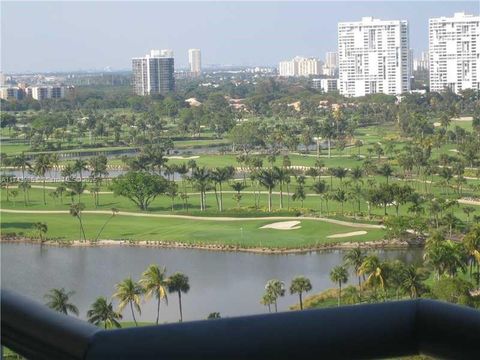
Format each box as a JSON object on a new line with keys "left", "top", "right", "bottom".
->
{"left": 0, "top": 212, "right": 385, "bottom": 249}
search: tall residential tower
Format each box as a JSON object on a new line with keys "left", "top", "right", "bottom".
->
{"left": 429, "top": 12, "right": 480, "bottom": 93}
{"left": 338, "top": 17, "right": 410, "bottom": 97}
{"left": 188, "top": 49, "right": 202, "bottom": 76}
{"left": 132, "top": 50, "right": 175, "bottom": 96}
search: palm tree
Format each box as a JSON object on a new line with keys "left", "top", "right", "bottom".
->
{"left": 167, "top": 272, "right": 190, "bottom": 322}
{"left": 34, "top": 222, "right": 48, "bottom": 243}
{"left": 289, "top": 276, "right": 312, "bottom": 310}
{"left": 70, "top": 203, "right": 87, "bottom": 242}
{"left": 332, "top": 188, "right": 347, "bottom": 215}
{"left": 139, "top": 265, "right": 169, "bottom": 325}
{"left": 260, "top": 292, "right": 276, "bottom": 313}
{"left": 274, "top": 167, "right": 289, "bottom": 209}
{"left": 256, "top": 168, "right": 278, "bottom": 212}
{"left": 66, "top": 179, "right": 86, "bottom": 203}
{"left": 18, "top": 180, "right": 31, "bottom": 206}
{"left": 56, "top": 184, "right": 66, "bottom": 205}
{"left": 113, "top": 278, "right": 143, "bottom": 326}
{"left": 94, "top": 208, "right": 118, "bottom": 242}
{"left": 292, "top": 185, "right": 306, "bottom": 207}
{"left": 210, "top": 166, "right": 235, "bottom": 212}
{"left": 87, "top": 297, "right": 122, "bottom": 329}
{"left": 401, "top": 265, "right": 429, "bottom": 299}
{"left": 312, "top": 180, "right": 328, "bottom": 215}
{"left": 44, "top": 288, "right": 79, "bottom": 316}
{"left": 343, "top": 247, "right": 366, "bottom": 288}
{"left": 231, "top": 181, "right": 246, "bottom": 208}
{"left": 265, "top": 279, "right": 285, "bottom": 312}
{"left": 191, "top": 167, "right": 210, "bottom": 211}
{"left": 13, "top": 152, "right": 31, "bottom": 181}
{"left": 73, "top": 159, "right": 88, "bottom": 181}
{"left": 358, "top": 255, "right": 386, "bottom": 296}
{"left": 377, "top": 164, "right": 394, "bottom": 184}
{"left": 330, "top": 265, "right": 349, "bottom": 306}
{"left": 33, "top": 154, "right": 52, "bottom": 205}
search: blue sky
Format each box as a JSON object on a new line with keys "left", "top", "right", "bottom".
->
{"left": 1, "top": 1, "right": 479, "bottom": 72}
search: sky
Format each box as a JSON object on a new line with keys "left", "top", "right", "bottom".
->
{"left": 1, "top": 1, "right": 479, "bottom": 73}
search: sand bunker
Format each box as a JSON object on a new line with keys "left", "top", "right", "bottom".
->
{"left": 327, "top": 231, "right": 367, "bottom": 239}
{"left": 433, "top": 122, "right": 441, "bottom": 127}
{"left": 452, "top": 116, "right": 473, "bottom": 122}
{"left": 260, "top": 221, "right": 301, "bottom": 230}
{"left": 166, "top": 156, "right": 200, "bottom": 160}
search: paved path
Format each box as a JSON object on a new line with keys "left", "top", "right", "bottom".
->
{"left": 0, "top": 209, "right": 384, "bottom": 229}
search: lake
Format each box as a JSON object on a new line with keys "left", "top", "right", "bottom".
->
{"left": 1, "top": 243, "right": 423, "bottom": 323}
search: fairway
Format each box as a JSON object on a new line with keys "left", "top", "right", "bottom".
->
{"left": 0, "top": 211, "right": 385, "bottom": 249}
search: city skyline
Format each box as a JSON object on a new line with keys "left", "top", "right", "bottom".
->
{"left": 2, "top": 1, "right": 478, "bottom": 73}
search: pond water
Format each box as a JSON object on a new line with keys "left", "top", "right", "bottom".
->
{"left": 1, "top": 243, "right": 423, "bottom": 323}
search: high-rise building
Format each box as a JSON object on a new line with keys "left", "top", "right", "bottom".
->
{"left": 325, "top": 52, "right": 338, "bottom": 68}
{"left": 278, "top": 57, "right": 322, "bottom": 77}
{"left": 188, "top": 49, "right": 202, "bottom": 76}
{"left": 429, "top": 12, "right": 480, "bottom": 93}
{"left": 338, "top": 17, "right": 410, "bottom": 97}
{"left": 132, "top": 49, "right": 175, "bottom": 96}
{"left": 323, "top": 52, "right": 338, "bottom": 76}
{"left": 413, "top": 51, "right": 429, "bottom": 71}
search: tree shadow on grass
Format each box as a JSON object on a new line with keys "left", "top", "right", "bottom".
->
{"left": 1, "top": 222, "right": 35, "bottom": 230}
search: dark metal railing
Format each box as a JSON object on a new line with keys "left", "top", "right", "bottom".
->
{"left": 2, "top": 288, "right": 480, "bottom": 359}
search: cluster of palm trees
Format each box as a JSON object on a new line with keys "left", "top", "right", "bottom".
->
{"left": 258, "top": 225, "right": 480, "bottom": 311}
{"left": 44, "top": 264, "right": 190, "bottom": 328}
{"left": 261, "top": 276, "right": 313, "bottom": 312}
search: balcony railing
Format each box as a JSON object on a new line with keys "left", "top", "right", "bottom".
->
{"left": 1, "top": 288, "right": 480, "bottom": 359}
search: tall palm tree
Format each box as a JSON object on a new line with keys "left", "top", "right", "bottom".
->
{"left": 70, "top": 203, "right": 87, "bottom": 242}
{"left": 167, "top": 272, "right": 190, "bottom": 322}
{"left": 330, "top": 265, "right": 349, "bottom": 306}
{"left": 94, "top": 208, "right": 118, "bottom": 242}
{"left": 274, "top": 167, "right": 290, "bottom": 209}
{"left": 265, "top": 279, "right": 285, "bottom": 312}
{"left": 343, "top": 247, "right": 366, "bottom": 288}
{"left": 289, "top": 276, "right": 312, "bottom": 310}
{"left": 139, "top": 265, "right": 169, "bottom": 325}
{"left": 312, "top": 180, "right": 328, "bottom": 215}
{"left": 13, "top": 152, "right": 31, "bottom": 181}
{"left": 44, "top": 288, "right": 79, "bottom": 316}
{"left": 18, "top": 180, "right": 31, "bottom": 206}
{"left": 87, "top": 297, "right": 122, "bottom": 329}
{"left": 191, "top": 167, "right": 210, "bottom": 211}
{"left": 113, "top": 278, "right": 143, "bottom": 326}
{"left": 256, "top": 168, "right": 278, "bottom": 212}
{"left": 33, "top": 154, "right": 52, "bottom": 205}
{"left": 211, "top": 166, "right": 234, "bottom": 212}
{"left": 73, "top": 159, "right": 88, "bottom": 181}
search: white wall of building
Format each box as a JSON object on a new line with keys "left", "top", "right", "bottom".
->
{"left": 338, "top": 17, "right": 411, "bottom": 97}
{"left": 429, "top": 12, "right": 480, "bottom": 93}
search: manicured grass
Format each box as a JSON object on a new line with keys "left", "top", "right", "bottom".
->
{"left": 0, "top": 212, "right": 385, "bottom": 248}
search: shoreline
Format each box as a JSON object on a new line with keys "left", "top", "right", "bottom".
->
{"left": 0, "top": 236, "right": 421, "bottom": 254}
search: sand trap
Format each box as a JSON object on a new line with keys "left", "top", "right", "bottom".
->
{"left": 459, "top": 198, "right": 480, "bottom": 206}
{"left": 327, "top": 231, "right": 367, "bottom": 239}
{"left": 166, "top": 156, "right": 200, "bottom": 160}
{"left": 452, "top": 116, "right": 473, "bottom": 122}
{"left": 433, "top": 122, "right": 441, "bottom": 127}
{"left": 260, "top": 221, "right": 301, "bottom": 230}
{"left": 449, "top": 149, "right": 459, "bottom": 153}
